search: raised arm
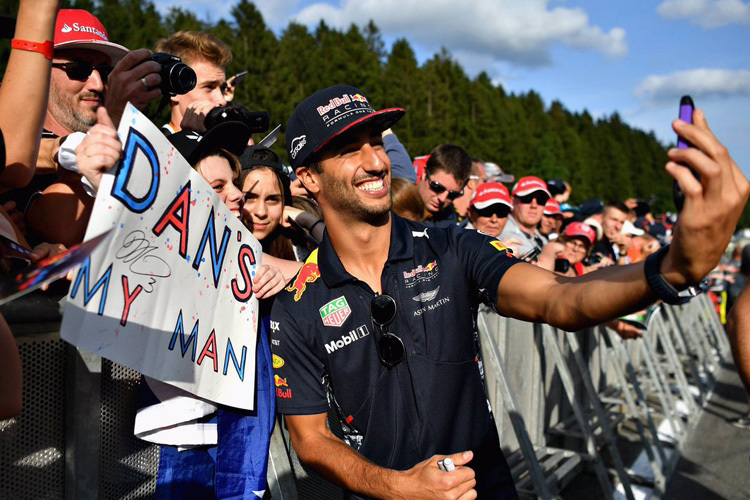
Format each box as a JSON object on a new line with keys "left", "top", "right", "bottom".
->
{"left": 497, "top": 109, "right": 749, "bottom": 331}
{"left": 285, "top": 413, "right": 477, "bottom": 500}
{"left": 0, "top": 0, "right": 60, "bottom": 190}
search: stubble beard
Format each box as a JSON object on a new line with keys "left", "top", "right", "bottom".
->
{"left": 320, "top": 173, "right": 392, "bottom": 224}
{"left": 49, "top": 82, "right": 99, "bottom": 133}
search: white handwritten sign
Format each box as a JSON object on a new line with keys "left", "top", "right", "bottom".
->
{"left": 61, "top": 104, "right": 262, "bottom": 410}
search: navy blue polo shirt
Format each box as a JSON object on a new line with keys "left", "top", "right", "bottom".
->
{"left": 271, "top": 214, "right": 521, "bottom": 498}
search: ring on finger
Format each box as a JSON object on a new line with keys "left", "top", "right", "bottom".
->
{"left": 141, "top": 76, "right": 150, "bottom": 91}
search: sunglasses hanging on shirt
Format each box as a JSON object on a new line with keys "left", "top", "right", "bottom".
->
{"left": 370, "top": 293, "right": 405, "bottom": 368}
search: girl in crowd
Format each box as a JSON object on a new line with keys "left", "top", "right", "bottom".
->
{"left": 537, "top": 222, "right": 602, "bottom": 277}
{"left": 239, "top": 145, "right": 323, "bottom": 270}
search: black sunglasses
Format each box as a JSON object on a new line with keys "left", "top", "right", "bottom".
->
{"left": 370, "top": 294, "right": 405, "bottom": 368}
{"left": 515, "top": 192, "right": 549, "bottom": 205}
{"left": 426, "top": 174, "right": 464, "bottom": 201}
{"left": 474, "top": 205, "right": 510, "bottom": 219}
{"left": 52, "top": 61, "right": 114, "bottom": 83}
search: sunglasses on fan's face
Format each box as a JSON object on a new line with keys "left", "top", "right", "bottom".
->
{"left": 370, "top": 293, "right": 405, "bottom": 368}
{"left": 515, "top": 192, "right": 549, "bottom": 205}
{"left": 426, "top": 174, "right": 464, "bottom": 200}
{"left": 52, "top": 61, "right": 114, "bottom": 83}
{"left": 474, "top": 205, "right": 510, "bottom": 219}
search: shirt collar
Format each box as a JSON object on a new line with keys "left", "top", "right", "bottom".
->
{"left": 319, "top": 213, "right": 415, "bottom": 288}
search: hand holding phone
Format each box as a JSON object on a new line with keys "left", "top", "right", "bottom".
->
{"left": 673, "top": 95, "right": 699, "bottom": 212}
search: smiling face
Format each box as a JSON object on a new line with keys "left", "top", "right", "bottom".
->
{"left": 195, "top": 154, "right": 242, "bottom": 217}
{"left": 241, "top": 168, "right": 285, "bottom": 242}
{"left": 301, "top": 127, "right": 392, "bottom": 223}
{"left": 561, "top": 237, "right": 590, "bottom": 265}
{"left": 47, "top": 49, "right": 110, "bottom": 134}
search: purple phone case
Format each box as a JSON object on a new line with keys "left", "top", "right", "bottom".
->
{"left": 677, "top": 96, "right": 694, "bottom": 149}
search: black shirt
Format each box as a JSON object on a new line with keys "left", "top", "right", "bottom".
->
{"left": 271, "top": 214, "right": 521, "bottom": 498}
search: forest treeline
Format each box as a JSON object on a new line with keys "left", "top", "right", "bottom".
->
{"left": 1, "top": 0, "right": 747, "bottom": 223}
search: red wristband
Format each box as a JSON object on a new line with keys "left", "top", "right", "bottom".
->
{"left": 11, "top": 39, "right": 54, "bottom": 60}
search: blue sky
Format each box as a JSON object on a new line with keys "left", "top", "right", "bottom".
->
{"left": 157, "top": 0, "right": 750, "bottom": 178}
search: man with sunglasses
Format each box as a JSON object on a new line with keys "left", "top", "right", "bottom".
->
{"left": 416, "top": 143, "right": 472, "bottom": 227}
{"left": 466, "top": 182, "right": 513, "bottom": 237}
{"left": 271, "top": 84, "right": 749, "bottom": 500}
{"left": 24, "top": 9, "right": 162, "bottom": 246}
{"left": 499, "top": 176, "right": 551, "bottom": 258}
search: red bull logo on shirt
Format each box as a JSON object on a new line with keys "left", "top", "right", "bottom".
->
{"left": 274, "top": 374, "right": 288, "bottom": 387}
{"left": 285, "top": 250, "right": 321, "bottom": 301}
{"left": 403, "top": 260, "right": 439, "bottom": 288}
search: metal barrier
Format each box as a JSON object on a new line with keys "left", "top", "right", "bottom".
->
{"left": 0, "top": 290, "right": 727, "bottom": 499}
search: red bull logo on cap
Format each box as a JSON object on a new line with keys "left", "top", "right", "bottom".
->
{"left": 285, "top": 250, "right": 321, "bottom": 301}
{"left": 351, "top": 93, "right": 368, "bottom": 103}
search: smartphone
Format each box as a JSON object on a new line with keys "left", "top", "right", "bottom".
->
{"left": 519, "top": 246, "right": 540, "bottom": 262}
{"left": 673, "top": 95, "right": 698, "bottom": 212}
{"left": 230, "top": 70, "right": 248, "bottom": 86}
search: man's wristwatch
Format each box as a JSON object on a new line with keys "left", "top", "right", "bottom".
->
{"left": 644, "top": 244, "right": 700, "bottom": 305}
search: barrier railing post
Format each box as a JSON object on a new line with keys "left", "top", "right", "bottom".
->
{"left": 477, "top": 313, "right": 554, "bottom": 499}
{"left": 662, "top": 306, "right": 709, "bottom": 402}
{"left": 563, "top": 329, "right": 636, "bottom": 500}
{"left": 599, "top": 326, "right": 666, "bottom": 490}
{"left": 540, "top": 324, "right": 615, "bottom": 499}
{"left": 652, "top": 313, "right": 700, "bottom": 418}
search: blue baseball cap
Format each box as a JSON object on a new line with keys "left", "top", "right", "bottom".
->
{"left": 286, "top": 84, "right": 405, "bottom": 170}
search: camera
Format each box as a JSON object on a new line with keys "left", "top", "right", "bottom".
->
{"left": 151, "top": 52, "right": 196, "bottom": 96}
{"left": 554, "top": 258, "right": 571, "bottom": 274}
{"left": 204, "top": 102, "right": 270, "bottom": 134}
{"left": 586, "top": 254, "right": 602, "bottom": 266}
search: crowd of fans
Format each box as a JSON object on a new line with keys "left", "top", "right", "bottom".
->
{"left": 1, "top": 3, "right": 749, "bottom": 499}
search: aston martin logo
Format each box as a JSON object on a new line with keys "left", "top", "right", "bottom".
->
{"left": 412, "top": 286, "right": 440, "bottom": 303}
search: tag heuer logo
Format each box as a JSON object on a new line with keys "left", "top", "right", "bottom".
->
{"left": 319, "top": 296, "right": 351, "bottom": 327}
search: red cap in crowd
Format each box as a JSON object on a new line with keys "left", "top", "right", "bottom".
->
{"left": 511, "top": 176, "right": 550, "bottom": 198}
{"left": 54, "top": 9, "right": 128, "bottom": 63}
{"left": 543, "top": 199, "right": 562, "bottom": 216}
{"left": 470, "top": 182, "right": 513, "bottom": 210}
{"left": 563, "top": 222, "right": 596, "bottom": 246}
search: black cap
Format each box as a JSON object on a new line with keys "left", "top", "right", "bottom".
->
{"left": 285, "top": 84, "right": 405, "bottom": 170}
{"left": 239, "top": 145, "right": 292, "bottom": 206}
{"left": 579, "top": 198, "right": 604, "bottom": 217}
{"left": 168, "top": 121, "right": 251, "bottom": 166}
{"left": 546, "top": 179, "right": 566, "bottom": 196}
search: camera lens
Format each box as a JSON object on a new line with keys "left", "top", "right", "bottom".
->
{"left": 167, "top": 64, "right": 196, "bottom": 95}
{"left": 152, "top": 52, "right": 197, "bottom": 96}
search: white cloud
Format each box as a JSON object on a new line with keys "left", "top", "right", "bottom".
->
{"left": 635, "top": 68, "right": 750, "bottom": 103}
{"left": 290, "top": 0, "right": 627, "bottom": 66}
{"left": 657, "top": 0, "right": 750, "bottom": 28}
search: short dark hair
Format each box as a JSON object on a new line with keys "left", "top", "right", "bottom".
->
{"left": 425, "top": 144, "right": 472, "bottom": 184}
{"left": 603, "top": 202, "right": 629, "bottom": 216}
